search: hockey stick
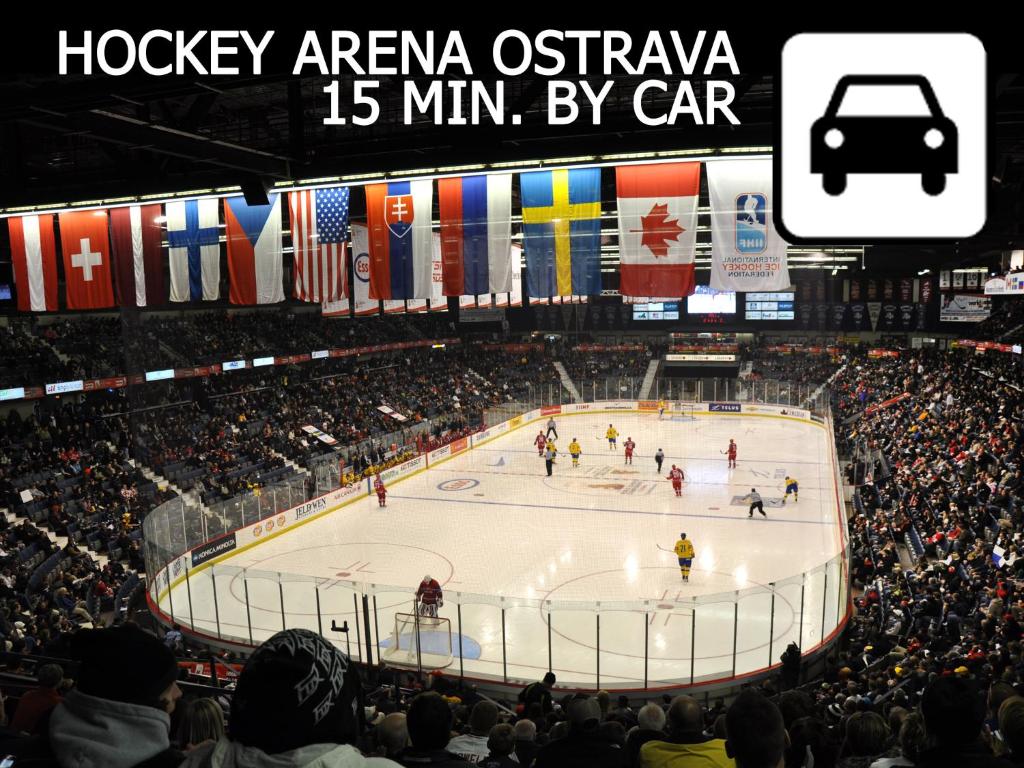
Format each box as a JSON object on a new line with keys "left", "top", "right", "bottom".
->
{"left": 656, "top": 544, "right": 674, "bottom": 553}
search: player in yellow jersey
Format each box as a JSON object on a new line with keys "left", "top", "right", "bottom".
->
{"left": 783, "top": 475, "right": 799, "bottom": 503}
{"left": 568, "top": 438, "right": 582, "bottom": 468}
{"left": 658, "top": 399, "right": 667, "bottom": 419}
{"left": 606, "top": 424, "right": 619, "bottom": 449}
{"left": 674, "top": 532, "right": 695, "bottom": 582}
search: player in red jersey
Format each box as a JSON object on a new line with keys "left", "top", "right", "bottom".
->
{"left": 623, "top": 437, "right": 636, "bottom": 465}
{"left": 725, "top": 439, "right": 737, "bottom": 469}
{"left": 535, "top": 431, "right": 547, "bottom": 456}
{"left": 373, "top": 472, "right": 387, "bottom": 507}
{"left": 416, "top": 575, "right": 443, "bottom": 618}
{"left": 667, "top": 464, "right": 685, "bottom": 496}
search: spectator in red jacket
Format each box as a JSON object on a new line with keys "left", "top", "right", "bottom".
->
{"left": 10, "top": 663, "right": 64, "bottom": 735}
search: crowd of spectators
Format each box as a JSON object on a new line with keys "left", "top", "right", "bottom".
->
{"left": 560, "top": 346, "right": 656, "bottom": 383}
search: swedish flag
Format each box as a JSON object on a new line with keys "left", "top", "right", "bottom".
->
{"left": 520, "top": 168, "right": 602, "bottom": 297}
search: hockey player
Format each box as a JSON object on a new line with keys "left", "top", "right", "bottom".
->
{"left": 623, "top": 437, "right": 636, "bottom": 465}
{"left": 783, "top": 476, "right": 799, "bottom": 504}
{"left": 606, "top": 424, "right": 619, "bottom": 450}
{"left": 745, "top": 488, "right": 766, "bottom": 518}
{"left": 658, "top": 400, "right": 667, "bottom": 419}
{"left": 568, "top": 438, "right": 582, "bottom": 468}
{"left": 535, "top": 431, "right": 547, "bottom": 456}
{"left": 655, "top": 448, "right": 665, "bottom": 473}
{"left": 726, "top": 439, "right": 738, "bottom": 469}
{"left": 674, "top": 532, "right": 695, "bottom": 582}
{"left": 668, "top": 464, "right": 684, "bottom": 497}
{"left": 416, "top": 575, "right": 443, "bottom": 618}
{"left": 373, "top": 472, "right": 387, "bottom": 508}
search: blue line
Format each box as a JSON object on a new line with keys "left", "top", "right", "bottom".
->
{"left": 387, "top": 493, "right": 838, "bottom": 527}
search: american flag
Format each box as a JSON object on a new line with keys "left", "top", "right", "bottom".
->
{"left": 289, "top": 187, "right": 350, "bottom": 304}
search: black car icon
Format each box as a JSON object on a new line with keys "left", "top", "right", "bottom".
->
{"left": 811, "top": 75, "right": 957, "bottom": 196}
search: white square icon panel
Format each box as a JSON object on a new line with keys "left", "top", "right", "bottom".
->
{"left": 779, "top": 33, "right": 986, "bottom": 240}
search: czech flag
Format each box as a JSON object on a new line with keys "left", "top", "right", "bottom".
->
{"left": 438, "top": 174, "right": 512, "bottom": 296}
{"left": 224, "top": 194, "right": 285, "bottom": 305}
{"left": 366, "top": 180, "right": 433, "bottom": 300}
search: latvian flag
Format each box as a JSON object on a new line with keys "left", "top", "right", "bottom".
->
{"left": 8, "top": 214, "right": 58, "bottom": 312}
{"left": 110, "top": 205, "right": 165, "bottom": 308}
{"left": 616, "top": 162, "right": 700, "bottom": 298}
{"left": 289, "top": 187, "right": 350, "bottom": 303}
{"left": 438, "top": 174, "right": 512, "bottom": 296}
{"left": 224, "top": 194, "right": 285, "bottom": 305}
{"left": 366, "top": 180, "right": 433, "bottom": 300}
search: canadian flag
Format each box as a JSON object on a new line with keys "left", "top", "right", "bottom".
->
{"left": 616, "top": 162, "right": 700, "bottom": 298}
{"left": 58, "top": 210, "right": 115, "bottom": 309}
{"left": 8, "top": 214, "right": 59, "bottom": 312}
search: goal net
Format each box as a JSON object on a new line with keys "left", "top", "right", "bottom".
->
{"left": 380, "top": 612, "right": 454, "bottom": 670}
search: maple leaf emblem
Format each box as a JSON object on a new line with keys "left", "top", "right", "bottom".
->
{"left": 632, "top": 203, "right": 685, "bottom": 258}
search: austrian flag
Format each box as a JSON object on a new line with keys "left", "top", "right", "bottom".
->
{"left": 615, "top": 162, "right": 700, "bottom": 298}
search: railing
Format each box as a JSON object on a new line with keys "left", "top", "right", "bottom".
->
{"left": 144, "top": 381, "right": 849, "bottom": 691}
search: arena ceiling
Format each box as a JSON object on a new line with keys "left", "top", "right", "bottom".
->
{"left": 2, "top": 55, "right": 1024, "bottom": 277}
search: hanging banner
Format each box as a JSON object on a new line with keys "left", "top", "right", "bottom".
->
{"left": 831, "top": 303, "right": 847, "bottom": 329}
{"left": 882, "top": 304, "right": 898, "bottom": 330}
{"left": 966, "top": 271, "right": 980, "bottom": 289}
{"left": 407, "top": 296, "right": 428, "bottom": 312}
{"left": 476, "top": 293, "right": 492, "bottom": 308}
{"left": 920, "top": 278, "right": 934, "bottom": 304}
{"left": 707, "top": 159, "right": 790, "bottom": 292}
{"left": 940, "top": 294, "right": 991, "bottom": 322}
{"left": 429, "top": 231, "right": 447, "bottom": 312}
{"left": 866, "top": 280, "right": 878, "bottom": 300}
{"left": 459, "top": 295, "right": 476, "bottom": 309}
{"left": 322, "top": 297, "right": 350, "bottom": 317}
{"left": 849, "top": 303, "right": 866, "bottom": 329}
{"left": 899, "top": 279, "right": 913, "bottom": 302}
{"left": 867, "top": 302, "right": 882, "bottom": 330}
{"left": 383, "top": 300, "right": 406, "bottom": 314}
{"left": 939, "top": 270, "right": 951, "bottom": 289}
{"left": 899, "top": 304, "right": 915, "bottom": 330}
{"left": 509, "top": 244, "right": 523, "bottom": 307}
{"left": 882, "top": 280, "right": 893, "bottom": 301}
{"left": 952, "top": 271, "right": 965, "bottom": 289}
{"left": 849, "top": 279, "right": 861, "bottom": 302}
{"left": 351, "top": 223, "right": 380, "bottom": 317}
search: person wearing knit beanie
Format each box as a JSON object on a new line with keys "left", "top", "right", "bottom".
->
{"left": 180, "top": 629, "right": 399, "bottom": 768}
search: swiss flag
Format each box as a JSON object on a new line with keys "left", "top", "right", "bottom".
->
{"left": 616, "top": 162, "right": 700, "bottom": 298}
{"left": 58, "top": 210, "right": 115, "bottom": 309}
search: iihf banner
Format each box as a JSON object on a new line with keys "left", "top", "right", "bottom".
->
{"left": 707, "top": 159, "right": 790, "bottom": 292}
{"left": 429, "top": 231, "right": 447, "bottom": 312}
{"left": 350, "top": 223, "right": 380, "bottom": 316}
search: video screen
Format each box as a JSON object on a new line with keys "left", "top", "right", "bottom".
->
{"left": 687, "top": 286, "right": 736, "bottom": 314}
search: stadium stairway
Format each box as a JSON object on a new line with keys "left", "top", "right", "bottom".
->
{"left": 552, "top": 362, "right": 582, "bottom": 402}
{"left": 638, "top": 358, "right": 661, "bottom": 400}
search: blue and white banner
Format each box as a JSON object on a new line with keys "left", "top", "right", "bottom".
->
{"left": 708, "top": 159, "right": 790, "bottom": 293}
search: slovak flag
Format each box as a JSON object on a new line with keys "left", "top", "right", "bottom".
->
{"left": 438, "top": 174, "right": 512, "bottom": 296}
{"left": 58, "top": 210, "right": 115, "bottom": 310}
{"left": 365, "top": 180, "right": 433, "bottom": 300}
{"left": 616, "top": 162, "right": 700, "bottom": 298}
{"left": 224, "top": 194, "right": 285, "bottom": 305}
{"left": 8, "top": 214, "right": 58, "bottom": 312}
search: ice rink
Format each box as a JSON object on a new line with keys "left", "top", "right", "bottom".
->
{"left": 159, "top": 409, "right": 847, "bottom": 689}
